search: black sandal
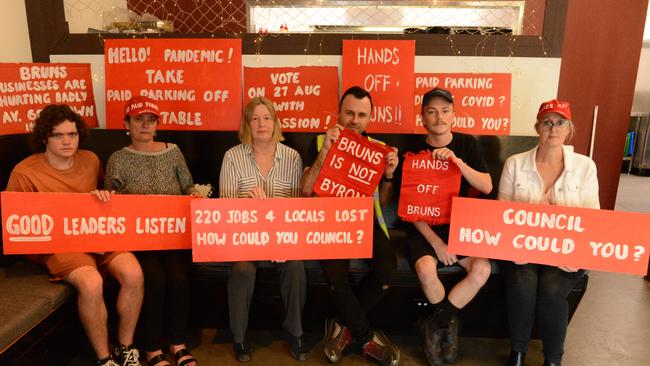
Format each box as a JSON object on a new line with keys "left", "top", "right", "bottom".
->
{"left": 173, "top": 348, "right": 197, "bottom": 366}
{"left": 148, "top": 353, "right": 171, "bottom": 366}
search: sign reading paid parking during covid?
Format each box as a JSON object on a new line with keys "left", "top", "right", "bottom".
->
{"left": 398, "top": 150, "right": 462, "bottom": 225}
{"left": 244, "top": 66, "right": 339, "bottom": 132}
{"left": 0, "top": 63, "right": 98, "bottom": 135}
{"left": 447, "top": 197, "right": 650, "bottom": 275}
{"left": 191, "top": 197, "right": 374, "bottom": 262}
{"left": 1, "top": 192, "right": 191, "bottom": 254}
{"left": 342, "top": 40, "right": 415, "bottom": 134}
{"left": 313, "top": 129, "right": 392, "bottom": 198}
{"left": 414, "top": 73, "right": 511, "bottom": 135}
{"left": 104, "top": 38, "right": 242, "bottom": 131}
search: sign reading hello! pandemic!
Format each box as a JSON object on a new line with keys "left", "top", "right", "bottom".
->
{"left": 398, "top": 150, "right": 462, "bottom": 225}
{"left": 243, "top": 66, "right": 339, "bottom": 132}
{"left": 414, "top": 73, "right": 511, "bottom": 135}
{"left": 0, "top": 63, "right": 98, "bottom": 136}
{"left": 104, "top": 39, "right": 242, "bottom": 131}
{"left": 1, "top": 192, "right": 191, "bottom": 254}
{"left": 342, "top": 40, "right": 415, "bottom": 134}
{"left": 448, "top": 197, "right": 650, "bottom": 275}
{"left": 313, "top": 129, "right": 391, "bottom": 198}
{"left": 191, "top": 197, "right": 374, "bottom": 262}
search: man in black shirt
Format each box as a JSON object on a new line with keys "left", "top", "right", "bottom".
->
{"left": 405, "top": 88, "right": 493, "bottom": 365}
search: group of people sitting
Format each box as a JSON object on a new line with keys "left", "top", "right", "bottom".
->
{"left": 6, "top": 85, "right": 599, "bottom": 366}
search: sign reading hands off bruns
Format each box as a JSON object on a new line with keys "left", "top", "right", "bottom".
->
{"left": 191, "top": 197, "right": 373, "bottom": 262}
{"left": 447, "top": 197, "right": 650, "bottom": 275}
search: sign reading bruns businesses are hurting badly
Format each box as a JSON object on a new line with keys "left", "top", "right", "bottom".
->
{"left": 448, "top": 197, "right": 650, "bottom": 275}
{"left": 313, "top": 129, "right": 391, "bottom": 198}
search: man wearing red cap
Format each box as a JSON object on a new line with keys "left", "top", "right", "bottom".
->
{"left": 498, "top": 99, "right": 599, "bottom": 366}
{"left": 6, "top": 104, "right": 144, "bottom": 366}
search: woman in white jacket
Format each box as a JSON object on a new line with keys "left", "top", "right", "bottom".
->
{"left": 498, "top": 99, "right": 599, "bottom": 366}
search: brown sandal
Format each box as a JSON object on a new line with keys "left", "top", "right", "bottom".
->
{"left": 173, "top": 348, "right": 197, "bottom": 366}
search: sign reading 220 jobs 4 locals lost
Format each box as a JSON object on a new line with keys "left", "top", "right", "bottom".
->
{"left": 1, "top": 192, "right": 191, "bottom": 254}
{"left": 447, "top": 197, "right": 650, "bottom": 275}
{"left": 191, "top": 197, "right": 374, "bottom": 262}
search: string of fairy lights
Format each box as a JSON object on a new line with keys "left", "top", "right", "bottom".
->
{"left": 64, "top": 0, "right": 553, "bottom": 115}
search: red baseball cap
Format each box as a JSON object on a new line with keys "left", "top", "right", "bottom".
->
{"left": 124, "top": 96, "right": 160, "bottom": 117}
{"left": 537, "top": 99, "right": 572, "bottom": 120}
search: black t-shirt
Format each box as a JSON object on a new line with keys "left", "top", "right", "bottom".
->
{"left": 396, "top": 132, "right": 489, "bottom": 240}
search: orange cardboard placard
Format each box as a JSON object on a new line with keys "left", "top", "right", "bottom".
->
{"left": 104, "top": 38, "right": 242, "bottom": 131}
{"left": 2, "top": 191, "right": 191, "bottom": 254}
{"left": 448, "top": 197, "right": 650, "bottom": 275}
{"left": 243, "top": 66, "right": 339, "bottom": 132}
{"left": 0, "top": 63, "right": 98, "bottom": 135}
{"left": 414, "top": 73, "right": 511, "bottom": 135}
{"left": 191, "top": 197, "right": 374, "bottom": 262}
{"left": 313, "top": 129, "right": 391, "bottom": 198}
{"left": 398, "top": 150, "right": 461, "bottom": 225}
{"left": 342, "top": 40, "right": 415, "bottom": 134}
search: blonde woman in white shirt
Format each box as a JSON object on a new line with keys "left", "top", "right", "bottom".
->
{"left": 498, "top": 100, "right": 599, "bottom": 366}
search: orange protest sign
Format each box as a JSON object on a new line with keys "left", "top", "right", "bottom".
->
{"left": 0, "top": 63, "right": 98, "bottom": 135}
{"left": 1, "top": 192, "right": 191, "bottom": 254}
{"left": 398, "top": 150, "right": 461, "bottom": 225}
{"left": 448, "top": 197, "right": 650, "bottom": 275}
{"left": 414, "top": 73, "right": 511, "bottom": 135}
{"left": 191, "top": 197, "right": 373, "bottom": 262}
{"left": 342, "top": 40, "right": 415, "bottom": 134}
{"left": 313, "top": 129, "right": 391, "bottom": 197}
{"left": 104, "top": 39, "right": 242, "bottom": 131}
{"left": 243, "top": 66, "right": 339, "bottom": 132}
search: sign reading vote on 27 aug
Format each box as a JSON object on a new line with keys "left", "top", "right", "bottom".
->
{"left": 448, "top": 197, "right": 650, "bottom": 275}
{"left": 244, "top": 66, "right": 339, "bottom": 132}
{"left": 191, "top": 197, "right": 374, "bottom": 262}
{"left": 0, "top": 63, "right": 98, "bottom": 136}
{"left": 342, "top": 40, "right": 415, "bottom": 134}
{"left": 414, "top": 73, "right": 511, "bottom": 135}
{"left": 1, "top": 192, "right": 191, "bottom": 254}
{"left": 105, "top": 38, "right": 242, "bottom": 131}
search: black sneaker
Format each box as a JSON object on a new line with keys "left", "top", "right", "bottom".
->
{"left": 113, "top": 344, "right": 142, "bottom": 366}
{"left": 416, "top": 315, "right": 443, "bottom": 366}
{"left": 440, "top": 315, "right": 460, "bottom": 363}
{"left": 233, "top": 341, "right": 252, "bottom": 363}
{"left": 285, "top": 331, "right": 310, "bottom": 361}
{"left": 362, "top": 330, "right": 400, "bottom": 366}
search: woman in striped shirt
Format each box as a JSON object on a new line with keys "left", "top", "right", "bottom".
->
{"left": 219, "top": 97, "right": 308, "bottom": 362}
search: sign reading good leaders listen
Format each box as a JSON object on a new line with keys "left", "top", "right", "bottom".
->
{"left": 342, "top": 40, "right": 415, "bottom": 134}
{"left": 105, "top": 38, "right": 242, "bottom": 131}
{"left": 414, "top": 73, "right": 511, "bottom": 135}
{"left": 1, "top": 192, "right": 191, "bottom": 254}
{"left": 0, "top": 63, "right": 98, "bottom": 136}
{"left": 313, "top": 129, "right": 392, "bottom": 197}
{"left": 191, "top": 197, "right": 373, "bottom": 262}
{"left": 448, "top": 197, "right": 650, "bottom": 275}
{"left": 398, "top": 150, "right": 461, "bottom": 225}
{"left": 244, "top": 66, "right": 339, "bottom": 132}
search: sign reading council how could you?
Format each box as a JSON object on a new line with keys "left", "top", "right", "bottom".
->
{"left": 342, "top": 40, "right": 415, "bottom": 134}
{"left": 244, "top": 66, "right": 339, "bottom": 132}
{"left": 448, "top": 197, "right": 650, "bottom": 275}
{"left": 191, "top": 197, "right": 373, "bottom": 262}
{"left": 414, "top": 73, "right": 511, "bottom": 135}
{"left": 0, "top": 63, "right": 98, "bottom": 135}
{"left": 105, "top": 39, "right": 242, "bottom": 130}
{"left": 2, "top": 192, "right": 191, "bottom": 254}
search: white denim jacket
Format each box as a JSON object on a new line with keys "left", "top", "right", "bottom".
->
{"left": 497, "top": 145, "right": 600, "bottom": 209}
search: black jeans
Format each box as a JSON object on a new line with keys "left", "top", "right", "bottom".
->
{"left": 320, "top": 224, "right": 397, "bottom": 343}
{"left": 506, "top": 263, "right": 584, "bottom": 363}
{"left": 227, "top": 260, "right": 306, "bottom": 343}
{"left": 136, "top": 250, "right": 191, "bottom": 352}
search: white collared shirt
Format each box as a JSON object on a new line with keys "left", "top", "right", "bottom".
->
{"left": 497, "top": 145, "right": 600, "bottom": 209}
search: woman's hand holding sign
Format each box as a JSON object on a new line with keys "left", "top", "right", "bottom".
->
{"left": 91, "top": 189, "right": 113, "bottom": 203}
{"left": 384, "top": 148, "right": 399, "bottom": 179}
{"left": 247, "top": 186, "right": 268, "bottom": 200}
